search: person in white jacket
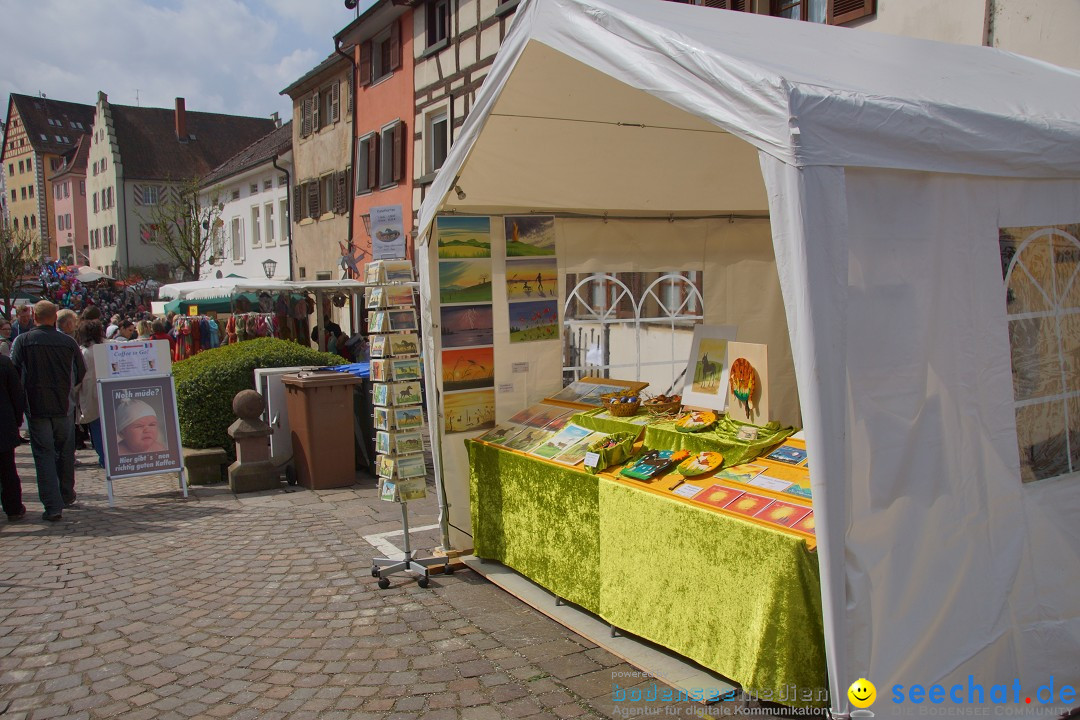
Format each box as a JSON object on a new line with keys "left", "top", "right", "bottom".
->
{"left": 75, "top": 319, "right": 105, "bottom": 468}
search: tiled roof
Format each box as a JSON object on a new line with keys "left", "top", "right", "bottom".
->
{"left": 200, "top": 121, "right": 293, "bottom": 187}
{"left": 51, "top": 135, "right": 89, "bottom": 180}
{"left": 8, "top": 94, "right": 94, "bottom": 156}
{"left": 110, "top": 104, "right": 277, "bottom": 181}
{"left": 280, "top": 54, "right": 350, "bottom": 97}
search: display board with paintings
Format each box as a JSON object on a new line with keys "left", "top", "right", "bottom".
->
{"left": 365, "top": 260, "right": 427, "bottom": 503}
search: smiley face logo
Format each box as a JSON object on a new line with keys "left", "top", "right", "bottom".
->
{"left": 848, "top": 678, "right": 877, "bottom": 709}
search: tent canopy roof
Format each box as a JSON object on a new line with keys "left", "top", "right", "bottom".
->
{"left": 420, "top": 0, "right": 1080, "bottom": 235}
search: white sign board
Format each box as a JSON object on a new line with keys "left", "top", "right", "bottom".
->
{"left": 93, "top": 340, "right": 172, "bottom": 379}
{"left": 370, "top": 204, "right": 407, "bottom": 260}
{"left": 97, "top": 375, "right": 184, "bottom": 480}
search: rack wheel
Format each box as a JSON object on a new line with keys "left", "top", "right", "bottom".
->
{"left": 378, "top": 577, "right": 390, "bottom": 590}
{"left": 444, "top": 564, "right": 454, "bottom": 575}
{"left": 285, "top": 465, "right": 297, "bottom": 486}
{"left": 371, "top": 567, "right": 379, "bottom": 578}
{"left": 417, "top": 575, "right": 430, "bottom": 589}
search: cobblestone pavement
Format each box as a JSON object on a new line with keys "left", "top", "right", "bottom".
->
{"left": 0, "top": 442, "right": 721, "bottom": 720}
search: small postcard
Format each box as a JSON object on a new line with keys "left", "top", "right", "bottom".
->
{"left": 725, "top": 492, "right": 774, "bottom": 517}
{"left": 753, "top": 500, "right": 812, "bottom": 528}
{"left": 394, "top": 407, "right": 424, "bottom": 430}
{"left": 374, "top": 407, "right": 391, "bottom": 430}
{"left": 382, "top": 260, "right": 415, "bottom": 283}
{"left": 672, "top": 483, "right": 704, "bottom": 499}
{"left": 693, "top": 485, "right": 745, "bottom": 509}
{"left": 714, "top": 463, "right": 766, "bottom": 485}
{"left": 391, "top": 357, "right": 423, "bottom": 382}
{"left": 388, "top": 309, "right": 417, "bottom": 332}
{"left": 745, "top": 474, "right": 794, "bottom": 493}
{"left": 395, "top": 431, "right": 424, "bottom": 455}
{"left": 531, "top": 424, "right": 593, "bottom": 460}
{"left": 477, "top": 424, "right": 521, "bottom": 445}
{"left": 368, "top": 311, "right": 389, "bottom": 333}
{"left": 550, "top": 436, "right": 595, "bottom": 466}
{"left": 373, "top": 383, "right": 391, "bottom": 406}
{"left": 379, "top": 478, "right": 397, "bottom": 501}
{"left": 397, "top": 454, "right": 427, "bottom": 479}
{"left": 388, "top": 333, "right": 420, "bottom": 356}
{"left": 370, "top": 335, "right": 388, "bottom": 358}
{"left": 385, "top": 286, "right": 414, "bottom": 307}
{"left": 766, "top": 444, "right": 808, "bottom": 466}
{"left": 376, "top": 454, "right": 395, "bottom": 478}
{"left": 398, "top": 476, "right": 427, "bottom": 502}
{"left": 792, "top": 510, "right": 816, "bottom": 535}
{"left": 391, "top": 381, "right": 423, "bottom": 406}
{"left": 783, "top": 484, "right": 813, "bottom": 500}
{"left": 376, "top": 430, "right": 393, "bottom": 455}
{"left": 371, "top": 359, "right": 391, "bottom": 383}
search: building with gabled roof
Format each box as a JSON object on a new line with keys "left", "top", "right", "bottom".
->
{"left": 1, "top": 93, "right": 94, "bottom": 258}
{"left": 197, "top": 121, "right": 293, "bottom": 282}
{"left": 86, "top": 91, "right": 277, "bottom": 279}
{"left": 48, "top": 135, "right": 90, "bottom": 266}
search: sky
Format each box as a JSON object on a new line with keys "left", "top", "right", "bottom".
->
{"left": 0, "top": 0, "right": 378, "bottom": 124}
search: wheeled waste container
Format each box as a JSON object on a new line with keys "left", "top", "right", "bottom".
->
{"left": 282, "top": 371, "right": 364, "bottom": 489}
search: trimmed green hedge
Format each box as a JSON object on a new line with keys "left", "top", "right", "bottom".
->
{"left": 174, "top": 338, "right": 346, "bottom": 451}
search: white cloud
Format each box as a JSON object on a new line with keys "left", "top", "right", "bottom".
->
{"left": 0, "top": 0, "right": 349, "bottom": 121}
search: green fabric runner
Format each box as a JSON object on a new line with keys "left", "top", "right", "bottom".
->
{"left": 467, "top": 440, "right": 826, "bottom": 705}
{"left": 644, "top": 415, "right": 794, "bottom": 467}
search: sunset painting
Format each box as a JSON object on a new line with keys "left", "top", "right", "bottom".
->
{"left": 442, "top": 347, "right": 495, "bottom": 391}
{"left": 439, "top": 259, "right": 493, "bottom": 304}
{"left": 505, "top": 258, "right": 557, "bottom": 302}
{"left": 444, "top": 389, "right": 496, "bottom": 434}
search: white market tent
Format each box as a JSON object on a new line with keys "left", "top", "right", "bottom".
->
{"left": 415, "top": 0, "right": 1080, "bottom": 716}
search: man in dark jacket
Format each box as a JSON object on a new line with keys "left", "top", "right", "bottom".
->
{"left": 11, "top": 301, "right": 86, "bottom": 521}
{"left": 0, "top": 353, "right": 27, "bottom": 521}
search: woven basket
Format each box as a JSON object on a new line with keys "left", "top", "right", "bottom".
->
{"left": 601, "top": 392, "right": 642, "bottom": 417}
{"left": 643, "top": 399, "right": 681, "bottom": 415}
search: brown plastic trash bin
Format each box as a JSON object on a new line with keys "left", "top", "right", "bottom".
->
{"left": 282, "top": 371, "right": 364, "bottom": 489}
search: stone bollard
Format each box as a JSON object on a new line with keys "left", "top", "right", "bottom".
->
{"left": 227, "top": 389, "right": 280, "bottom": 493}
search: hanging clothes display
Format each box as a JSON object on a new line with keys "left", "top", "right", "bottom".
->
{"left": 172, "top": 315, "right": 221, "bottom": 361}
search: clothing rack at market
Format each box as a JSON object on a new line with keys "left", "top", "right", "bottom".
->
{"left": 171, "top": 315, "right": 221, "bottom": 361}
{"left": 224, "top": 312, "right": 296, "bottom": 345}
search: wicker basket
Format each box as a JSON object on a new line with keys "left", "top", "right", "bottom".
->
{"left": 643, "top": 397, "right": 682, "bottom": 415}
{"left": 601, "top": 392, "right": 642, "bottom": 417}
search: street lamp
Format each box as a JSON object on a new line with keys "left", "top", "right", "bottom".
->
{"left": 262, "top": 258, "right": 277, "bottom": 279}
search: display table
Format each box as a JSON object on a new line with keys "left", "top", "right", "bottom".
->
{"left": 467, "top": 440, "right": 827, "bottom": 706}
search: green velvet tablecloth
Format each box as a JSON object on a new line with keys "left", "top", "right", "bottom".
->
{"left": 644, "top": 416, "right": 794, "bottom": 467}
{"left": 467, "top": 440, "right": 827, "bottom": 706}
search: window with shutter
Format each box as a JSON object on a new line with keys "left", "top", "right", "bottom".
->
{"left": 347, "top": 80, "right": 353, "bottom": 114}
{"left": 389, "top": 20, "right": 401, "bottom": 72}
{"left": 301, "top": 98, "right": 312, "bottom": 137}
{"left": 335, "top": 171, "right": 346, "bottom": 214}
{"left": 331, "top": 81, "right": 340, "bottom": 124}
{"left": 359, "top": 41, "right": 373, "bottom": 87}
{"left": 293, "top": 185, "right": 303, "bottom": 219}
{"left": 827, "top": 0, "right": 874, "bottom": 24}
{"left": 312, "top": 91, "right": 320, "bottom": 132}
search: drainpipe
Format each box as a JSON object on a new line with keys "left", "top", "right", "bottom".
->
{"left": 272, "top": 154, "right": 293, "bottom": 280}
{"left": 334, "top": 38, "right": 359, "bottom": 279}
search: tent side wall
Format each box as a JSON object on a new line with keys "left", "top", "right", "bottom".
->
{"left": 773, "top": 161, "right": 1080, "bottom": 714}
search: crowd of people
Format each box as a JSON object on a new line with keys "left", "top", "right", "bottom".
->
{"left": 0, "top": 301, "right": 184, "bottom": 523}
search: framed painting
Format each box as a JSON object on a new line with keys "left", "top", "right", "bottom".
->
{"left": 681, "top": 324, "right": 738, "bottom": 411}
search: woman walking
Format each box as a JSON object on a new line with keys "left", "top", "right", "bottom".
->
{"left": 0, "top": 350, "right": 27, "bottom": 520}
{"left": 76, "top": 319, "right": 106, "bottom": 468}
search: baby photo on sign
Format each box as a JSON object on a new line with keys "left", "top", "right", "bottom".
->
{"left": 99, "top": 376, "right": 183, "bottom": 479}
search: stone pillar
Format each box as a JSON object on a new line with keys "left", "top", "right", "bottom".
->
{"left": 227, "top": 389, "right": 279, "bottom": 493}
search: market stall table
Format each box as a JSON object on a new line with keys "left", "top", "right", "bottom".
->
{"left": 467, "top": 439, "right": 827, "bottom": 706}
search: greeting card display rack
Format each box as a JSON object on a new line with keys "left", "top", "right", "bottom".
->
{"left": 366, "top": 261, "right": 448, "bottom": 589}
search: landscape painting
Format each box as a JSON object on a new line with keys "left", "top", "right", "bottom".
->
{"left": 442, "top": 346, "right": 495, "bottom": 391}
{"left": 444, "top": 389, "right": 496, "bottom": 434}
{"left": 508, "top": 300, "right": 559, "bottom": 343}
{"left": 505, "top": 258, "right": 557, "bottom": 301}
{"left": 441, "top": 304, "right": 494, "bottom": 348}
{"left": 439, "top": 259, "right": 493, "bottom": 304}
{"left": 437, "top": 216, "right": 492, "bottom": 258}
{"left": 505, "top": 215, "right": 556, "bottom": 257}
